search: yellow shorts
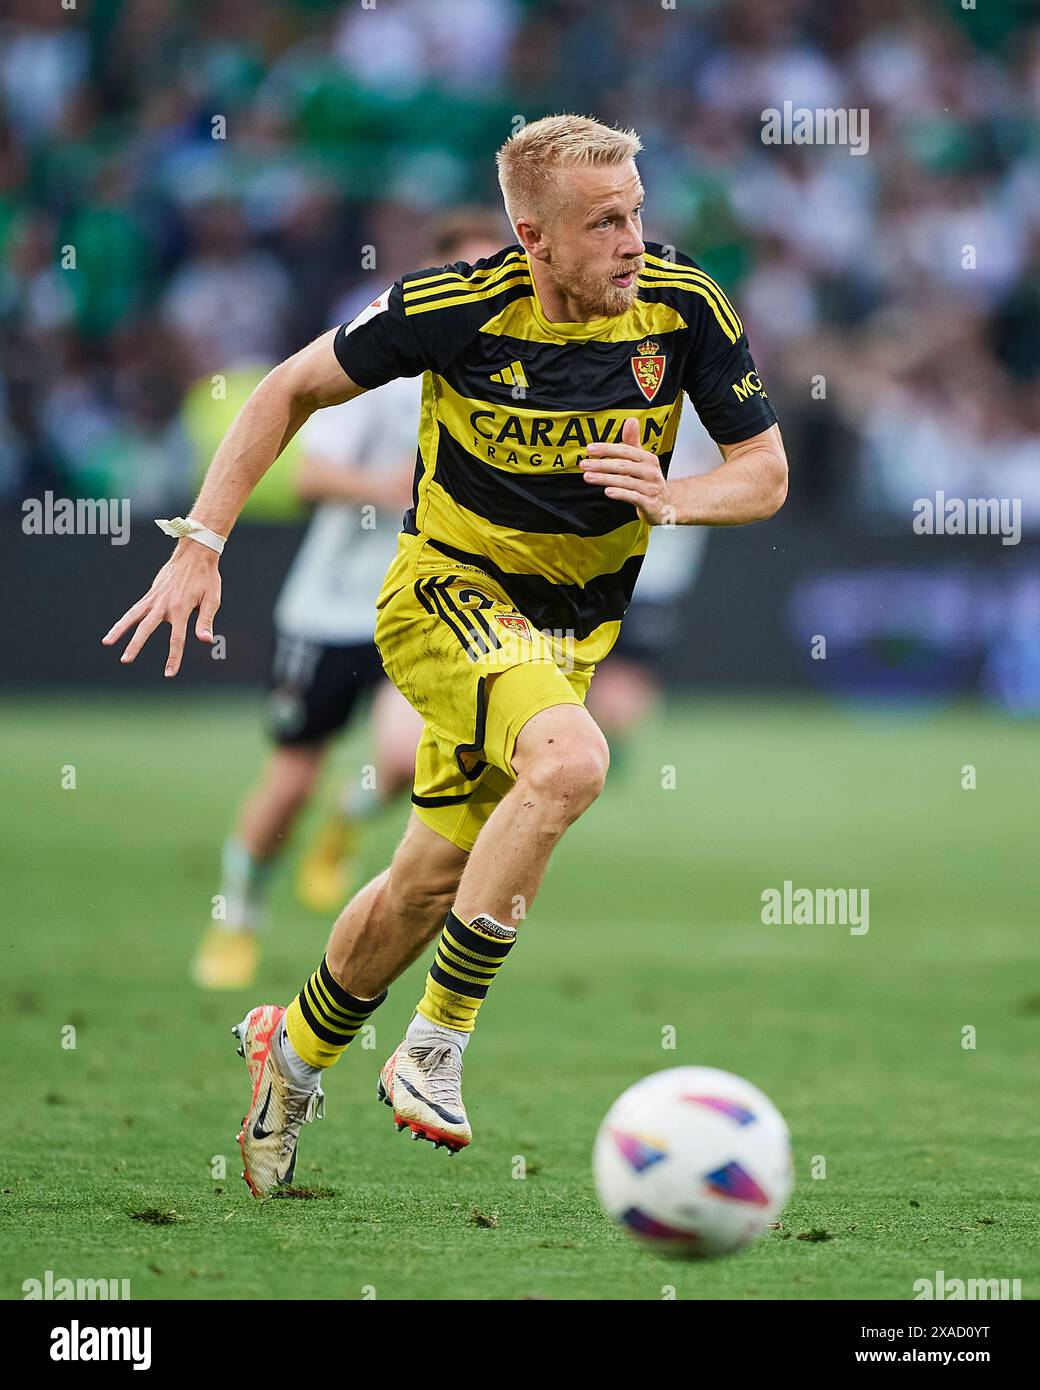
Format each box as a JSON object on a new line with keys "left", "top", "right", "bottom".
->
{"left": 374, "top": 531, "right": 594, "bottom": 851}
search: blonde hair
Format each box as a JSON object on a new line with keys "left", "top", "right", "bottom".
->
{"left": 496, "top": 114, "right": 643, "bottom": 227}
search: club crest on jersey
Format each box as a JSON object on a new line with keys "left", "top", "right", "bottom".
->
{"left": 631, "top": 339, "right": 665, "bottom": 402}
{"left": 495, "top": 613, "right": 532, "bottom": 641}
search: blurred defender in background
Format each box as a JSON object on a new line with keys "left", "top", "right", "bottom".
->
{"left": 587, "top": 408, "right": 715, "bottom": 755}
{"left": 193, "top": 210, "right": 506, "bottom": 990}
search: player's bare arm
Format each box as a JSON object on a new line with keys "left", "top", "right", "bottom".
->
{"left": 101, "top": 329, "right": 366, "bottom": 677}
{"left": 580, "top": 418, "right": 788, "bottom": 526}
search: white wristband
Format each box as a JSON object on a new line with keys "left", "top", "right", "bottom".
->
{"left": 155, "top": 516, "right": 227, "bottom": 555}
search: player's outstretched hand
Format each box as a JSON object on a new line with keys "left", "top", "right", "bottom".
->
{"left": 102, "top": 542, "right": 222, "bottom": 678}
{"left": 578, "top": 416, "right": 674, "bottom": 525}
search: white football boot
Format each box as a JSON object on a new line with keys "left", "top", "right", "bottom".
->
{"left": 232, "top": 1004, "right": 325, "bottom": 1196}
{"left": 377, "top": 1030, "right": 471, "bottom": 1153}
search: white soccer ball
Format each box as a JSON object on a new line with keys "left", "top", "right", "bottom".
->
{"left": 593, "top": 1066, "right": 794, "bottom": 1258}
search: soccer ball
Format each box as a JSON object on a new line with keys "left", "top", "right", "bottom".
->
{"left": 593, "top": 1066, "right": 793, "bottom": 1258}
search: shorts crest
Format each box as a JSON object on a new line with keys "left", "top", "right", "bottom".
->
{"left": 495, "top": 613, "right": 532, "bottom": 641}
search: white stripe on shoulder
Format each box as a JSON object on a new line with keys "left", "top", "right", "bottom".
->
{"left": 341, "top": 287, "right": 392, "bottom": 337}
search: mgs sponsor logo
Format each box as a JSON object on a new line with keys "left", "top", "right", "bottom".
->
{"left": 731, "top": 371, "right": 764, "bottom": 402}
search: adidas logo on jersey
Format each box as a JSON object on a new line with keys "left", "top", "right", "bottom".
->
{"left": 490, "top": 361, "right": 529, "bottom": 389}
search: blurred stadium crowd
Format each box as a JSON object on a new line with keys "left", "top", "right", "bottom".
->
{"left": 1, "top": 0, "right": 1037, "bottom": 525}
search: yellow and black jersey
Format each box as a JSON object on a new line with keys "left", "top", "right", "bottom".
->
{"left": 333, "top": 241, "right": 777, "bottom": 664}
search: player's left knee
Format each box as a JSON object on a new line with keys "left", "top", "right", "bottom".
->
{"left": 563, "top": 740, "right": 610, "bottom": 812}
{"left": 519, "top": 728, "right": 610, "bottom": 822}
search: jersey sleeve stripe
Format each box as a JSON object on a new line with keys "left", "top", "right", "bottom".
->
{"left": 403, "top": 271, "right": 533, "bottom": 316}
{"left": 640, "top": 269, "right": 742, "bottom": 338}
{"left": 404, "top": 251, "right": 526, "bottom": 292}
{"left": 636, "top": 255, "right": 745, "bottom": 325}
{"left": 637, "top": 275, "right": 740, "bottom": 343}
{"left": 643, "top": 249, "right": 737, "bottom": 301}
{"left": 403, "top": 262, "right": 531, "bottom": 304}
{"left": 640, "top": 254, "right": 743, "bottom": 336}
{"left": 402, "top": 267, "right": 531, "bottom": 309}
{"left": 642, "top": 263, "right": 743, "bottom": 332}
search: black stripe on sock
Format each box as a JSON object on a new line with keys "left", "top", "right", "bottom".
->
{"left": 298, "top": 988, "right": 356, "bottom": 1047}
{"left": 304, "top": 979, "right": 366, "bottom": 1035}
{"left": 436, "top": 942, "right": 498, "bottom": 980}
{"left": 430, "top": 960, "right": 490, "bottom": 1000}
{"left": 309, "top": 971, "right": 373, "bottom": 1024}
{"left": 318, "top": 957, "right": 387, "bottom": 1013}
{"left": 443, "top": 910, "right": 515, "bottom": 961}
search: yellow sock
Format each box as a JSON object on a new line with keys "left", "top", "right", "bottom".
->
{"left": 417, "top": 911, "right": 517, "bottom": 1034}
{"left": 285, "top": 956, "right": 386, "bottom": 1068}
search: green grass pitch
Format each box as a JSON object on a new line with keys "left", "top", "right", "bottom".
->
{"left": 2, "top": 693, "right": 1037, "bottom": 1301}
